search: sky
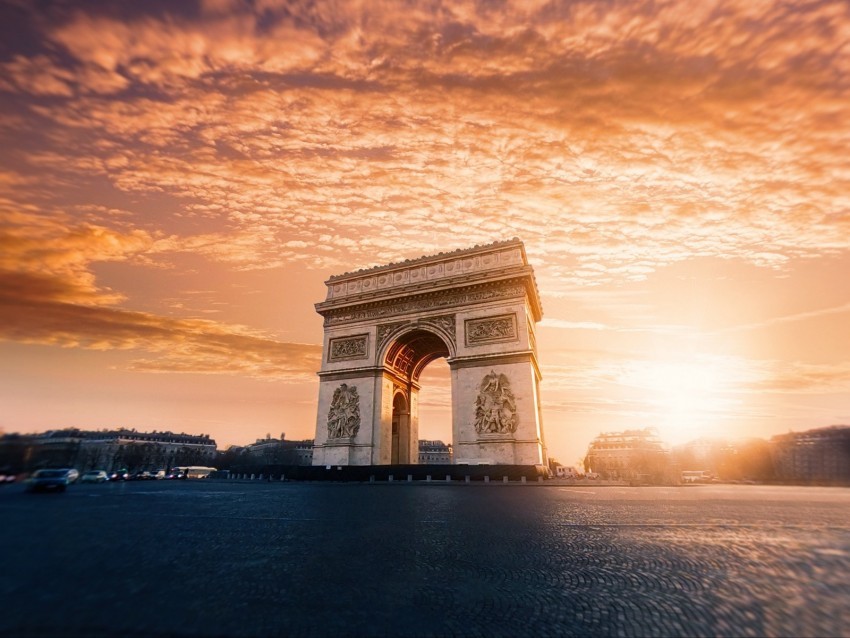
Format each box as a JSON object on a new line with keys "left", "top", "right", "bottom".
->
{"left": 1, "top": 0, "right": 848, "bottom": 464}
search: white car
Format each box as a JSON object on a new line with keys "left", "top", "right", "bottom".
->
{"left": 80, "top": 470, "right": 109, "bottom": 483}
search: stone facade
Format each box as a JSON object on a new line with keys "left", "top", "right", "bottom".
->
{"left": 312, "top": 239, "right": 547, "bottom": 467}
{"left": 418, "top": 439, "right": 453, "bottom": 464}
{"left": 771, "top": 425, "right": 850, "bottom": 484}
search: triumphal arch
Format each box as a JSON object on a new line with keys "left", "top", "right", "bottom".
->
{"left": 311, "top": 238, "right": 547, "bottom": 467}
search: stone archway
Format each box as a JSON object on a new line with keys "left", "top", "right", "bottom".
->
{"left": 390, "top": 390, "right": 409, "bottom": 464}
{"left": 311, "top": 238, "right": 547, "bottom": 467}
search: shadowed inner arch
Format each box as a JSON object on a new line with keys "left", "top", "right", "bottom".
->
{"left": 385, "top": 329, "right": 450, "bottom": 382}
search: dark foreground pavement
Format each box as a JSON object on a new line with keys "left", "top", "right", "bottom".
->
{"left": 1, "top": 481, "right": 848, "bottom": 638}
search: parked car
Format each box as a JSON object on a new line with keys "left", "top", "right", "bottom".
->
{"left": 0, "top": 472, "right": 17, "bottom": 484}
{"left": 80, "top": 470, "right": 109, "bottom": 483}
{"left": 27, "top": 469, "right": 76, "bottom": 492}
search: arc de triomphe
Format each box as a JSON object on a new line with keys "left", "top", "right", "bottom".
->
{"left": 311, "top": 238, "right": 547, "bottom": 467}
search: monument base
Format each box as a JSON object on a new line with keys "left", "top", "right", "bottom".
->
{"left": 230, "top": 463, "right": 550, "bottom": 483}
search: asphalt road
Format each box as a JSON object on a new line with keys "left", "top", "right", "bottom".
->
{"left": 1, "top": 481, "right": 848, "bottom": 637}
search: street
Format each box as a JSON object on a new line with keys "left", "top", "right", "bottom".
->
{"left": 1, "top": 481, "right": 848, "bottom": 637}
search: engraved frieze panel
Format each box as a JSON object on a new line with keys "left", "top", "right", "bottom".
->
{"left": 474, "top": 371, "right": 518, "bottom": 435}
{"left": 320, "top": 239, "right": 543, "bottom": 312}
{"left": 324, "top": 283, "right": 526, "bottom": 326}
{"left": 327, "top": 383, "right": 360, "bottom": 439}
{"left": 465, "top": 314, "right": 518, "bottom": 346}
{"left": 328, "top": 334, "right": 369, "bottom": 361}
{"left": 500, "top": 248, "right": 521, "bottom": 264}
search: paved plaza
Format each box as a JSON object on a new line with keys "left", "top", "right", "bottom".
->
{"left": 1, "top": 481, "right": 848, "bottom": 637}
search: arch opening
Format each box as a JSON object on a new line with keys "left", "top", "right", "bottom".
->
{"left": 384, "top": 329, "right": 450, "bottom": 383}
{"left": 384, "top": 328, "right": 452, "bottom": 464}
{"left": 391, "top": 391, "right": 409, "bottom": 464}
{"left": 417, "top": 357, "right": 452, "bottom": 463}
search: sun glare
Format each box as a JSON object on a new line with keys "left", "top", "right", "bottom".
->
{"left": 626, "top": 359, "right": 737, "bottom": 446}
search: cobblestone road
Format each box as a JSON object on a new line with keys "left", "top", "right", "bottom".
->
{"left": 1, "top": 482, "right": 848, "bottom": 637}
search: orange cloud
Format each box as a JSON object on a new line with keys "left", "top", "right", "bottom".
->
{"left": 0, "top": 206, "right": 320, "bottom": 379}
{"left": 0, "top": 272, "right": 321, "bottom": 379}
{"left": 2, "top": 1, "right": 848, "bottom": 327}
{"left": 50, "top": 12, "right": 326, "bottom": 86}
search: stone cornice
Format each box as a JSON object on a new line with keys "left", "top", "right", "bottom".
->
{"left": 327, "top": 238, "right": 525, "bottom": 282}
{"left": 318, "top": 276, "right": 540, "bottom": 326}
{"left": 320, "top": 238, "right": 543, "bottom": 319}
{"left": 448, "top": 350, "right": 542, "bottom": 381}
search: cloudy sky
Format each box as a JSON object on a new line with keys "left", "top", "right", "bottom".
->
{"left": 1, "top": 0, "right": 848, "bottom": 463}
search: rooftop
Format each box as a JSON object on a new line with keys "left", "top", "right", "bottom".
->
{"left": 327, "top": 238, "right": 527, "bottom": 282}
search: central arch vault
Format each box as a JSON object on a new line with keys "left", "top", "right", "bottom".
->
{"left": 312, "top": 238, "right": 547, "bottom": 467}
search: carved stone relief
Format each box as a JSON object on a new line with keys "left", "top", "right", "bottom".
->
{"left": 421, "top": 314, "right": 456, "bottom": 339}
{"left": 327, "top": 383, "right": 361, "bottom": 439}
{"left": 465, "top": 314, "right": 517, "bottom": 346}
{"left": 324, "top": 283, "right": 526, "bottom": 326}
{"left": 474, "top": 371, "right": 518, "bottom": 435}
{"left": 328, "top": 335, "right": 368, "bottom": 361}
{"left": 325, "top": 241, "right": 525, "bottom": 301}
{"left": 376, "top": 321, "right": 409, "bottom": 352}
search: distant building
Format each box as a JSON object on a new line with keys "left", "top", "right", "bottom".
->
{"left": 0, "top": 428, "right": 217, "bottom": 473}
{"left": 242, "top": 434, "right": 314, "bottom": 466}
{"left": 771, "top": 426, "right": 850, "bottom": 485}
{"left": 584, "top": 427, "right": 669, "bottom": 481}
{"left": 418, "top": 440, "right": 452, "bottom": 464}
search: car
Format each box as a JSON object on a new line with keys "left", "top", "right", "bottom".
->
{"left": 0, "top": 472, "right": 17, "bottom": 484}
{"left": 27, "top": 468, "right": 76, "bottom": 492}
{"left": 127, "top": 471, "right": 155, "bottom": 480}
{"left": 80, "top": 470, "right": 109, "bottom": 483}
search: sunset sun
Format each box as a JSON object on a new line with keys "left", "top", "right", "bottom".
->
{"left": 635, "top": 359, "right": 735, "bottom": 445}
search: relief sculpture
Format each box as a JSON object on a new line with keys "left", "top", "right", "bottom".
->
{"left": 325, "top": 283, "right": 526, "bottom": 325}
{"left": 327, "top": 383, "right": 361, "bottom": 439}
{"left": 329, "top": 335, "right": 368, "bottom": 361}
{"left": 474, "top": 371, "right": 518, "bottom": 435}
{"left": 465, "top": 314, "right": 517, "bottom": 345}
{"left": 422, "top": 314, "right": 456, "bottom": 340}
{"left": 376, "top": 321, "right": 408, "bottom": 351}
